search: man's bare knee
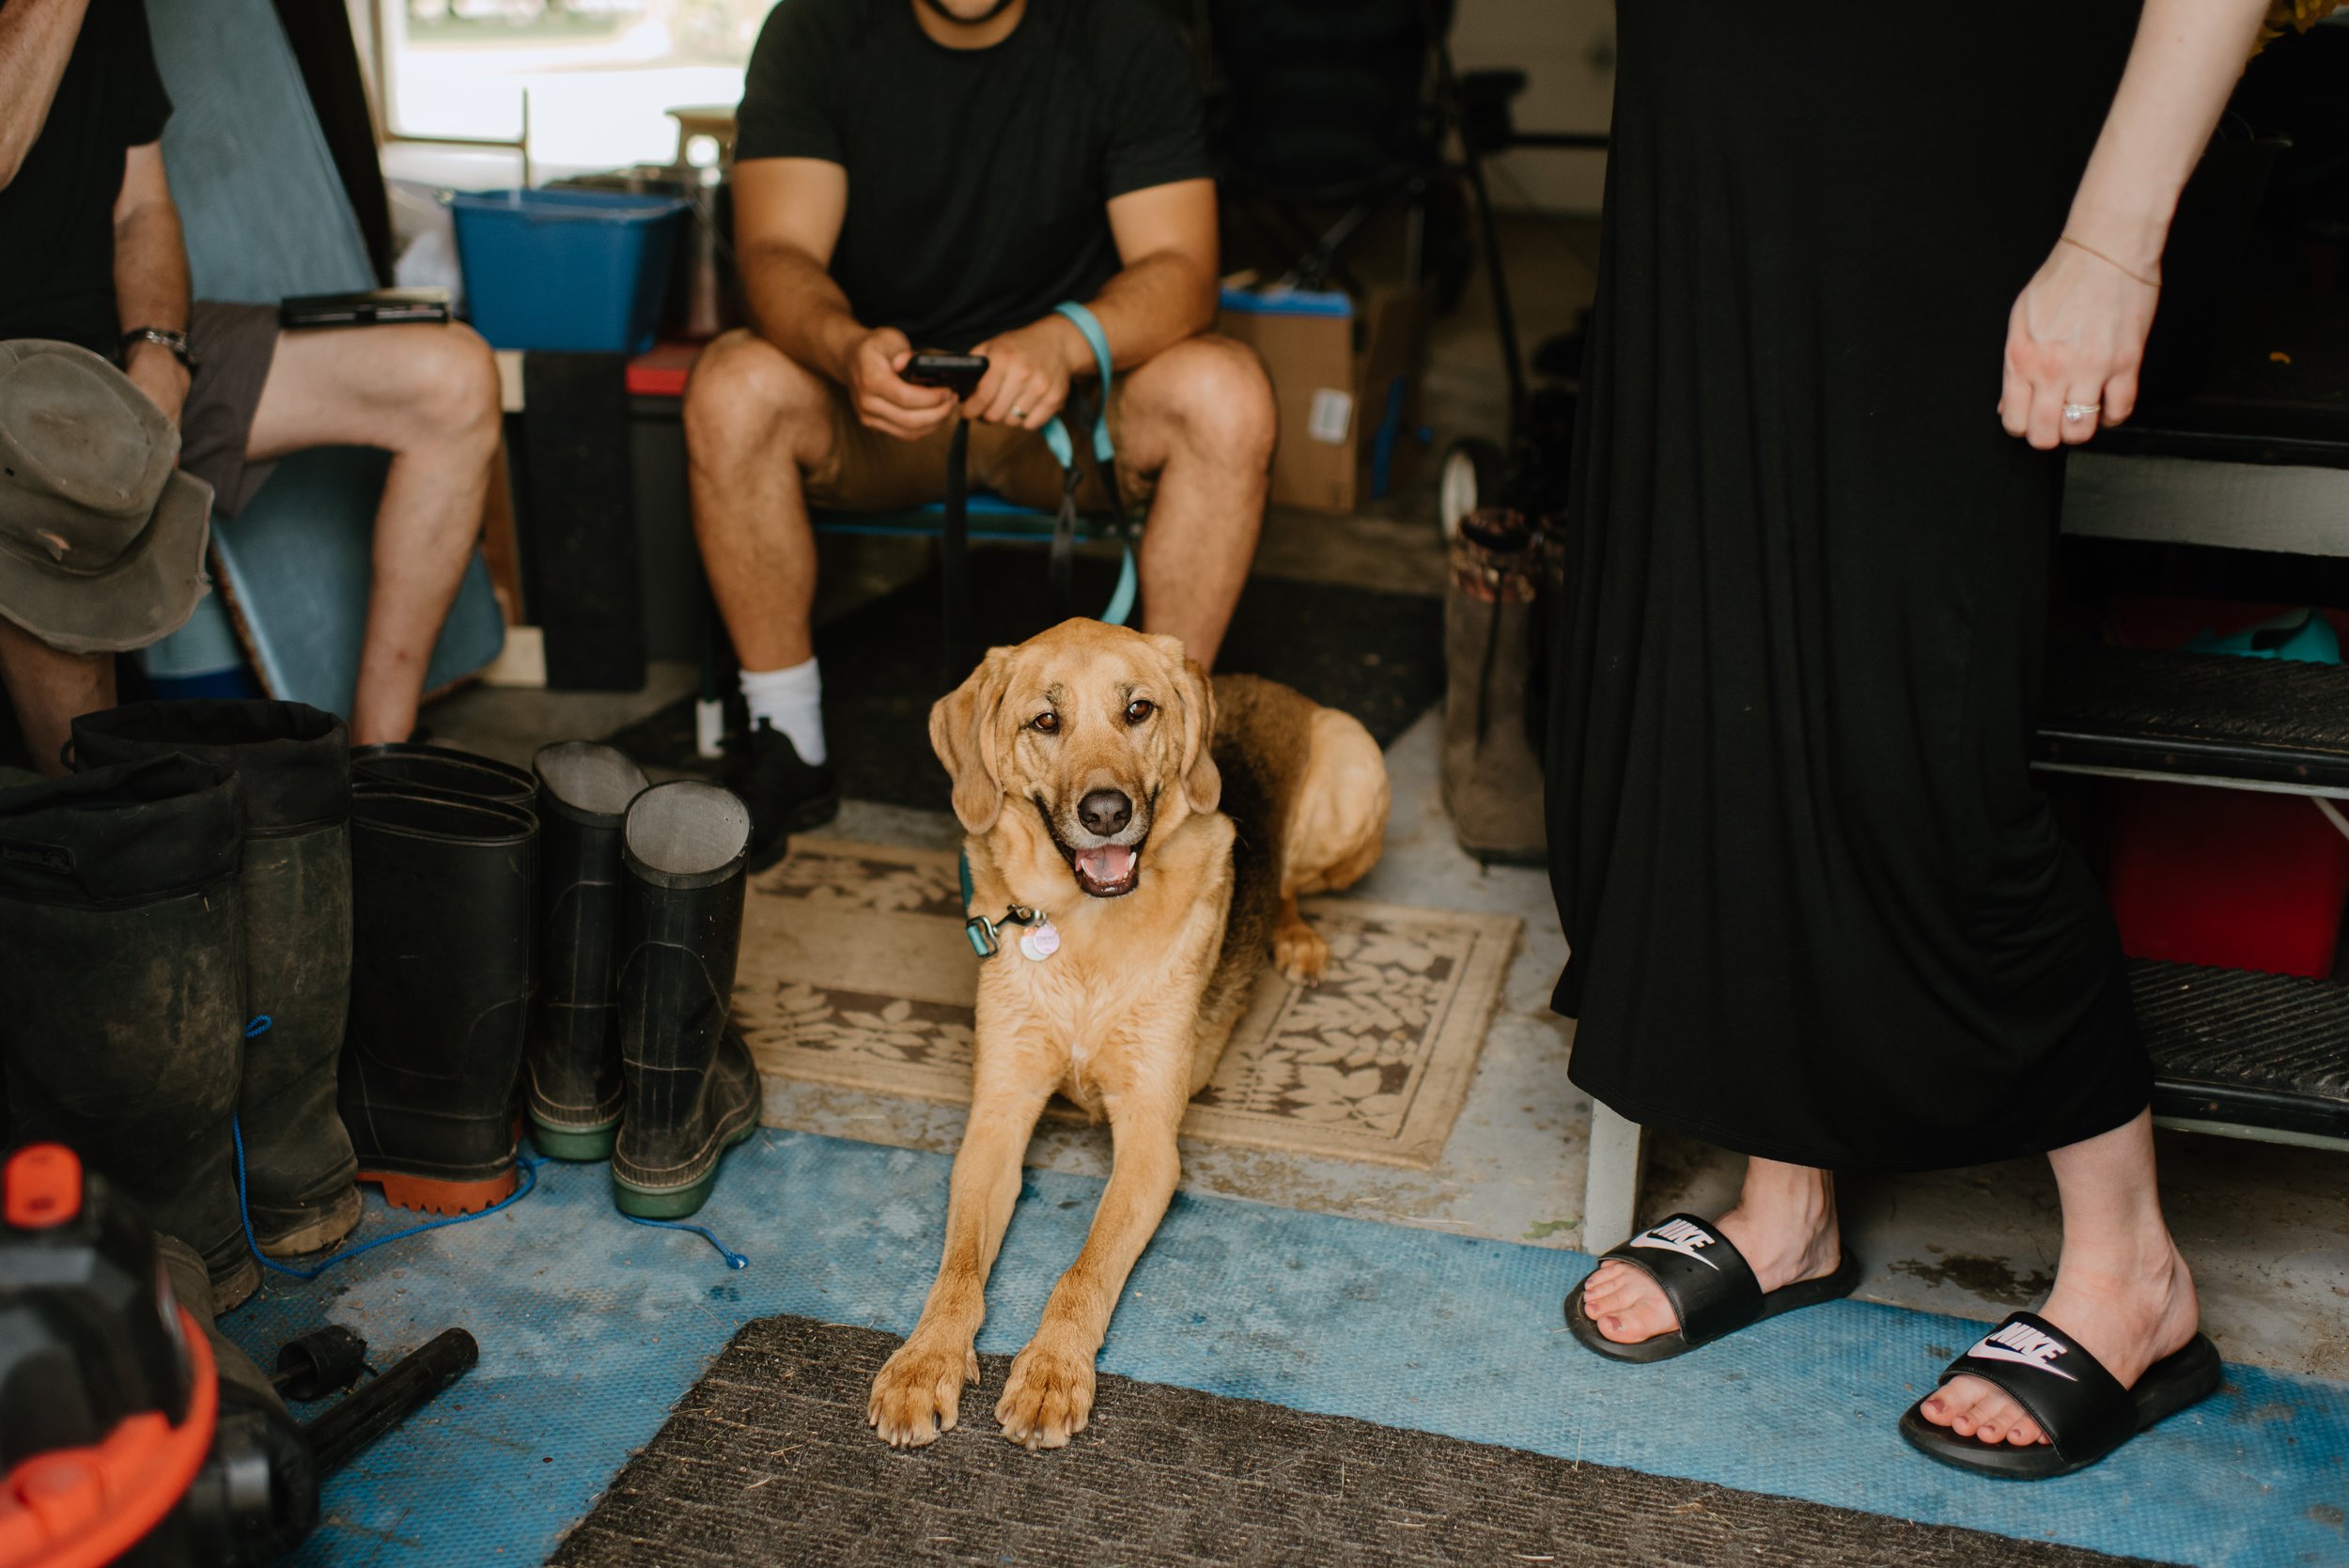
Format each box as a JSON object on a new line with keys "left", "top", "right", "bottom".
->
{"left": 684, "top": 331, "right": 832, "bottom": 474}
{"left": 1134, "top": 336, "right": 1276, "bottom": 472}
{"left": 386, "top": 323, "right": 502, "bottom": 455}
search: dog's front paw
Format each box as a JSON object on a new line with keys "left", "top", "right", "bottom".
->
{"left": 867, "top": 1335, "right": 979, "bottom": 1449}
{"left": 995, "top": 1338, "right": 1096, "bottom": 1451}
{"left": 1272, "top": 912, "right": 1330, "bottom": 986}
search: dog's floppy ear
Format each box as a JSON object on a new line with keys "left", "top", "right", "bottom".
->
{"left": 929, "top": 649, "right": 1011, "bottom": 833}
{"left": 1152, "top": 634, "right": 1221, "bottom": 815}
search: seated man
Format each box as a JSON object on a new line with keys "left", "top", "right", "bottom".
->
{"left": 0, "top": 0, "right": 501, "bottom": 770}
{"left": 691, "top": 0, "right": 1275, "bottom": 865}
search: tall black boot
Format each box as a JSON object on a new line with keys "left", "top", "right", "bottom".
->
{"left": 526, "top": 741, "right": 647, "bottom": 1160}
{"left": 0, "top": 758, "right": 258, "bottom": 1306}
{"left": 71, "top": 699, "right": 361, "bottom": 1257}
{"left": 350, "top": 743, "right": 537, "bottom": 807}
{"left": 156, "top": 1231, "right": 318, "bottom": 1560}
{"left": 612, "top": 781, "right": 760, "bottom": 1219}
{"left": 340, "top": 790, "right": 537, "bottom": 1214}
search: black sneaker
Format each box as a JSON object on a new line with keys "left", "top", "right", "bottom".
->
{"left": 725, "top": 720, "right": 838, "bottom": 871}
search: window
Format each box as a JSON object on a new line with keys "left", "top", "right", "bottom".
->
{"left": 375, "top": 0, "right": 771, "bottom": 179}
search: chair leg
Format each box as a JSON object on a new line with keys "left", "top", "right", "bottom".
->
{"left": 1582, "top": 1103, "right": 1646, "bottom": 1254}
{"left": 693, "top": 570, "right": 727, "bottom": 761}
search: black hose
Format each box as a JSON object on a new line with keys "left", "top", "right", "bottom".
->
{"left": 302, "top": 1327, "right": 478, "bottom": 1476}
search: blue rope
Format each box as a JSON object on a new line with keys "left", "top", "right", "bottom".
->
{"left": 624, "top": 1214, "right": 749, "bottom": 1269}
{"left": 234, "top": 1114, "right": 540, "bottom": 1281}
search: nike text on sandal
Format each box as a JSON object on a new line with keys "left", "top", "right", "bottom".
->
{"left": 1563, "top": 1212, "right": 1862, "bottom": 1363}
{"left": 1899, "top": 1311, "right": 2221, "bottom": 1480}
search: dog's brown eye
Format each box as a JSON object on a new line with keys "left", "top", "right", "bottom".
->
{"left": 1030, "top": 711, "right": 1060, "bottom": 734}
{"left": 1125, "top": 699, "right": 1155, "bottom": 725}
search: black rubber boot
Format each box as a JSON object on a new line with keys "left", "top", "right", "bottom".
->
{"left": 0, "top": 758, "right": 258, "bottom": 1307}
{"left": 340, "top": 790, "right": 538, "bottom": 1214}
{"left": 526, "top": 741, "right": 648, "bottom": 1161}
{"left": 1441, "top": 508, "right": 1551, "bottom": 865}
{"left": 157, "top": 1230, "right": 319, "bottom": 1561}
{"left": 71, "top": 700, "right": 361, "bottom": 1258}
{"left": 612, "top": 781, "right": 760, "bottom": 1219}
{"left": 350, "top": 743, "right": 537, "bottom": 807}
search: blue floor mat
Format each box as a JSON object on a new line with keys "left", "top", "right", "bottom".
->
{"left": 222, "top": 1130, "right": 2349, "bottom": 1568}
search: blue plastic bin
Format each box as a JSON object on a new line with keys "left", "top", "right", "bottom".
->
{"left": 448, "top": 187, "right": 690, "bottom": 354}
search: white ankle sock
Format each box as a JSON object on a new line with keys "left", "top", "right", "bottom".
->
{"left": 739, "top": 659, "right": 826, "bottom": 765}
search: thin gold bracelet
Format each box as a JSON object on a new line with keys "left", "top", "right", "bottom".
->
{"left": 2060, "top": 234, "right": 2159, "bottom": 290}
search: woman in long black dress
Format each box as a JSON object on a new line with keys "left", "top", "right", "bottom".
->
{"left": 1547, "top": 0, "right": 2277, "bottom": 1476}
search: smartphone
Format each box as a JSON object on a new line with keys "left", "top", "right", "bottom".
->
{"left": 904, "top": 352, "right": 988, "bottom": 399}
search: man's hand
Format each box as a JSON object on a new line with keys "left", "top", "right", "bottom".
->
{"left": 122, "top": 341, "right": 188, "bottom": 429}
{"left": 848, "top": 326, "right": 957, "bottom": 442}
{"left": 965, "top": 316, "right": 1084, "bottom": 432}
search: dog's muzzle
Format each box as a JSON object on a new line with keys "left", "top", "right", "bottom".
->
{"left": 1041, "top": 790, "right": 1149, "bottom": 898}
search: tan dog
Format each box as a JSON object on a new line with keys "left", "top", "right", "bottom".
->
{"left": 866, "top": 618, "right": 1388, "bottom": 1450}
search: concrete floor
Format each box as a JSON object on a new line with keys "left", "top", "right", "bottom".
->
{"left": 427, "top": 214, "right": 2349, "bottom": 1387}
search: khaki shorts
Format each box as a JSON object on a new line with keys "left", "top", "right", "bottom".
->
{"left": 179, "top": 301, "right": 283, "bottom": 519}
{"left": 806, "top": 381, "right": 1146, "bottom": 517}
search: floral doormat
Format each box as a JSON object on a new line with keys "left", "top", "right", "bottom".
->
{"left": 734, "top": 839, "right": 1520, "bottom": 1169}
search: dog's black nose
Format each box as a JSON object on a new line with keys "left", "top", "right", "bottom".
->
{"left": 1078, "top": 788, "right": 1132, "bottom": 837}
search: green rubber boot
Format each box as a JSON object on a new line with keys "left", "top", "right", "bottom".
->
{"left": 610, "top": 781, "right": 761, "bottom": 1219}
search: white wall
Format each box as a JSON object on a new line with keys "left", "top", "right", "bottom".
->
{"left": 1450, "top": 0, "right": 1613, "bottom": 214}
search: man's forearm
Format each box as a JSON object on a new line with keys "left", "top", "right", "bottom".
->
{"left": 1053, "top": 251, "right": 1216, "bottom": 377}
{"left": 742, "top": 240, "right": 868, "bottom": 384}
{"left": 0, "top": 0, "right": 92, "bottom": 188}
{"left": 114, "top": 196, "right": 190, "bottom": 335}
{"left": 115, "top": 193, "right": 191, "bottom": 421}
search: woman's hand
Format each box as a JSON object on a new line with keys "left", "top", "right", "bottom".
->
{"left": 2000, "top": 237, "right": 2160, "bottom": 451}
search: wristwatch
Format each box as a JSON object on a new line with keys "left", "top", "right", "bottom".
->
{"left": 120, "top": 326, "right": 197, "bottom": 374}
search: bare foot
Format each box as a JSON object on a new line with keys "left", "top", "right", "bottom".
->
{"left": 1921, "top": 1241, "right": 2198, "bottom": 1449}
{"left": 867, "top": 1333, "right": 979, "bottom": 1449}
{"left": 1579, "top": 1162, "right": 1840, "bottom": 1346}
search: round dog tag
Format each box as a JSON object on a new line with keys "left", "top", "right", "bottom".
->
{"left": 1019, "top": 917, "right": 1060, "bottom": 961}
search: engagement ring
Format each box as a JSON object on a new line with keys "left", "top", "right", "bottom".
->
{"left": 2062, "top": 402, "right": 2099, "bottom": 425}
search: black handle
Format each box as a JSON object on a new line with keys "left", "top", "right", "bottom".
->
{"left": 302, "top": 1327, "right": 478, "bottom": 1476}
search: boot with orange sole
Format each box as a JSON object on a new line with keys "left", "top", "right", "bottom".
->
{"left": 338, "top": 789, "right": 538, "bottom": 1214}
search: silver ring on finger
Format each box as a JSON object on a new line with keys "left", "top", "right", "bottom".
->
{"left": 1010, "top": 406, "right": 1026, "bottom": 421}
{"left": 2062, "top": 402, "right": 2100, "bottom": 425}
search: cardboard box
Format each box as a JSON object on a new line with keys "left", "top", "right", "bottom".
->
{"left": 1216, "top": 282, "right": 1431, "bottom": 514}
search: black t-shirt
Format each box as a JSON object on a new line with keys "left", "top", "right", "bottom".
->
{"left": 735, "top": 0, "right": 1209, "bottom": 351}
{"left": 0, "top": 0, "right": 173, "bottom": 354}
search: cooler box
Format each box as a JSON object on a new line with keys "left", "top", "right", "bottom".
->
{"left": 449, "top": 188, "right": 690, "bottom": 354}
{"left": 2099, "top": 597, "right": 2349, "bottom": 978}
{"left": 2107, "top": 781, "right": 2349, "bottom": 978}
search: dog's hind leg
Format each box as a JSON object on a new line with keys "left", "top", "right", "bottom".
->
{"left": 996, "top": 1076, "right": 1185, "bottom": 1451}
{"left": 1272, "top": 707, "right": 1391, "bottom": 985}
{"left": 868, "top": 1069, "right": 1050, "bottom": 1449}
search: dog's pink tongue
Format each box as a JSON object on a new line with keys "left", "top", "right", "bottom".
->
{"left": 1077, "top": 845, "right": 1134, "bottom": 886}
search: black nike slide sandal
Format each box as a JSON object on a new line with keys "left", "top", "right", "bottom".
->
{"left": 1899, "top": 1310, "right": 2221, "bottom": 1480}
{"left": 1563, "top": 1212, "right": 1863, "bottom": 1364}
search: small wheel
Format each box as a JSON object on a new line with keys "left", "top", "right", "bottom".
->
{"left": 1438, "top": 436, "right": 1504, "bottom": 541}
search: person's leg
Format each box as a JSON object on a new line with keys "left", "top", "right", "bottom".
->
{"left": 1111, "top": 335, "right": 1273, "bottom": 670}
{"left": 1578, "top": 1157, "right": 1843, "bottom": 1343}
{"left": 1920, "top": 1110, "right": 2197, "bottom": 1448}
{"left": 682, "top": 330, "right": 864, "bottom": 864}
{"left": 244, "top": 323, "right": 503, "bottom": 745}
{"left": 0, "top": 620, "right": 114, "bottom": 776}
{"left": 683, "top": 329, "right": 838, "bottom": 681}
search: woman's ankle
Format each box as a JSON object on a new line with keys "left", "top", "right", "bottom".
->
{"left": 1721, "top": 1164, "right": 1842, "bottom": 1288}
{"left": 1737, "top": 1160, "right": 1836, "bottom": 1234}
